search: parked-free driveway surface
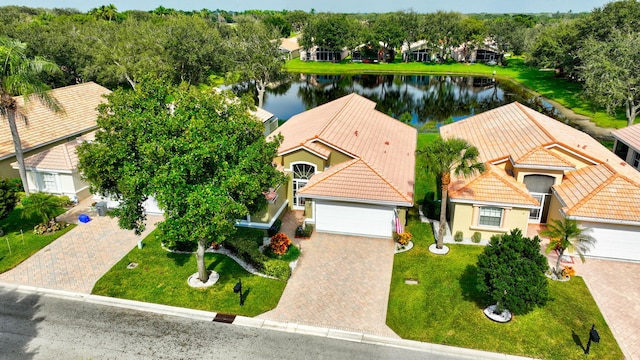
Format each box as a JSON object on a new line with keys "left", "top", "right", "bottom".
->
{"left": 259, "top": 232, "right": 399, "bottom": 338}
{"left": 0, "top": 202, "right": 161, "bottom": 294}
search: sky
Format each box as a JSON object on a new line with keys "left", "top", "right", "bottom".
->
{"left": 0, "top": 0, "right": 614, "bottom": 14}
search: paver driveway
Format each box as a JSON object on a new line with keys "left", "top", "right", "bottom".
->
{"left": 0, "top": 202, "right": 161, "bottom": 294}
{"left": 259, "top": 232, "right": 399, "bottom": 338}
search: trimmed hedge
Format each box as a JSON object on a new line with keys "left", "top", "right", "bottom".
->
{"left": 223, "top": 232, "right": 291, "bottom": 280}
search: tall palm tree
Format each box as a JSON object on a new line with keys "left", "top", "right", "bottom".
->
{"left": 0, "top": 37, "right": 61, "bottom": 195}
{"left": 541, "top": 218, "right": 596, "bottom": 277}
{"left": 419, "top": 137, "right": 485, "bottom": 249}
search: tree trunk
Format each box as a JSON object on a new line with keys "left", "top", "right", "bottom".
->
{"left": 7, "top": 109, "right": 30, "bottom": 196}
{"left": 437, "top": 172, "right": 450, "bottom": 249}
{"left": 256, "top": 80, "right": 266, "bottom": 109}
{"left": 626, "top": 98, "right": 639, "bottom": 127}
{"left": 196, "top": 238, "right": 209, "bottom": 283}
{"left": 555, "top": 248, "right": 564, "bottom": 277}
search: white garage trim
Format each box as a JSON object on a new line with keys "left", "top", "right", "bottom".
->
{"left": 579, "top": 221, "right": 640, "bottom": 262}
{"left": 314, "top": 200, "right": 395, "bottom": 238}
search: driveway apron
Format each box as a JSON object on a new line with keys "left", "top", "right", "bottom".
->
{"left": 259, "top": 232, "right": 399, "bottom": 338}
{"left": 0, "top": 202, "right": 161, "bottom": 294}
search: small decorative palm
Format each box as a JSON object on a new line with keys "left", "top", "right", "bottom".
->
{"left": 20, "top": 193, "right": 64, "bottom": 225}
{"left": 541, "top": 218, "right": 596, "bottom": 277}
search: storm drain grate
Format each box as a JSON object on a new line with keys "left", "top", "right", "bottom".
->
{"left": 126, "top": 262, "right": 139, "bottom": 269}
{"left": 213, "top": 313, "right": 236, "bottom": 324}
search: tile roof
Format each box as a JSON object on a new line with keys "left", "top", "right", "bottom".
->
{"left": 449, "top": 164, "right": 539, "bottom": 206}
{"left": 612, "top": 123, "right": 640, "bottom": 151}
{"left": 0, "top": 82, "right": 110, "bottom": 160}
{"left": 556, "top": 164, "right": 640, "bottom": 222}
{"left": 513, "top": 146, "right": 575, "bottom": 169}
{"left": 13, "top": 138, "right": 82, "bottom": 172}
{"left": 271, "top": 93, "right": 416, "bottom": 205}
{"left": 279, "top": 35, "right": 301, "bottom": 52}
{"left": 440, "top": 102, "right": 640, "bottom": 222}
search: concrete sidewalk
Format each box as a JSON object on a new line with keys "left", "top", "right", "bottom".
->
{"left": 0, "top": 199, "right": 161, "bottom": 294}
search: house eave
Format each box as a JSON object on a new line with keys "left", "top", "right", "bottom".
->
{"left": 302, "top": 194, "right": 412, "bottom": 207}
{"left": 562, "top": 212, "right": 640, "bottom": 226}
{"left": 450, "top": 198, "right": 538, "bottom": 209}
{"left": 0, "top": 126, "right": 97, "bottom": 161}
{"left": 278, "top": 146, "right": 329, "bottom": 160}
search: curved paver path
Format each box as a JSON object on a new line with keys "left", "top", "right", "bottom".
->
{"left": 259, "top": 232, "right": 399, "bottom": 338}
{"left": 0, "top": 200, "right": 161, "bottom": 294}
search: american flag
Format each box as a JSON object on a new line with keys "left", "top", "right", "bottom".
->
{"left": 394, "top": 209, "right": 404, "bottom": 234}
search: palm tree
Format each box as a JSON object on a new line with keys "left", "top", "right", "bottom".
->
{"left": 419, "top": 137, "right": 485, "bottom": 249}
{"left": 541, "top": 218, "right": 596, "bottom": 277}
{"left": 0, "top": 37, "right": 62, "bottom": 196}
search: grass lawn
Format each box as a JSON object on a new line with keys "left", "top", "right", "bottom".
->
{"left": 286, "top": 57, "right": 628, "bottom": 129}
{"left": 92, "top": 229, "right": 286, "bottom": 317}
{"left": 0, "top": 206, "right": 76, "bottom": 273}
{"left": 386, "top": 215, "right": 623, "bottom": 359}
{"left": 415, "top": 133, "right": 439, "bottom": 204}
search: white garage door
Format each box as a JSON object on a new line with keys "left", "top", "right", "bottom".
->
{"left": 315, "top": 200, "right": 395, "bottom": 238}
{"left": 581, "top": 221, "right": 640, "bottom": 261}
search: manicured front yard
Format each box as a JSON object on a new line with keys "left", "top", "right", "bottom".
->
{"left": 92, "top": 229, "right": 286, "bottom": 317}
{"left": 386, "top": 217, "right": 623, "bottom": 359}
{"left": 0, "top": 206, "right": 76, "bottom": 273}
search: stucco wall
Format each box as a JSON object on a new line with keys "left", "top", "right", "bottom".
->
{"left": 514, "top": 168, "right": 564, "bottom": 186}
{"left": 546, "top": 193, "right": 565, "bottom": 224}
{"left": 450, "top": 202, "right": 530, "bottom": 241}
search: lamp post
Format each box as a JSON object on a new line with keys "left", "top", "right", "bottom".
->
{"left": 585, "top": 324, "right": 600, "bottom": 355}
{"left": 233, "top": 279, "right": 244, "bottom": 306}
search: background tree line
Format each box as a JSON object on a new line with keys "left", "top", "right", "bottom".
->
{"left": 1, "top": 1, "right": 639, "bottom": 126}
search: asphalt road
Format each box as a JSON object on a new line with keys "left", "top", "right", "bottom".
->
{"left": 0, "top": 288, "right": 470, "bottom": 360}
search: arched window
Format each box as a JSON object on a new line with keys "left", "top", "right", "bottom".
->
{"left": 291, "top": 163, "right": 316, "bottom": 208}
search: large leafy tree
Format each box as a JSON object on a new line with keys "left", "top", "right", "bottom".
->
{"left": 0, "top": 37, "right": 61, "bottom": 195}
{"left": 301, "top": 13, "right": 358, "bottom": 60}
{"left": 578, "top": 30, "right": 640, "bottom": 127}
{"left": 229, "top": 19, "right": 286, "bottom": 108}
{"left": 419, "top": 137, "right": 485, "bottom": 249}
{"left": 541, "top": 218, "right": 596, "bottom": 277}
{"left": 477, "top": 229, "right": 549, "bottom": 314}
{"left": 77, "top": 80, "right": 284, "bottom": 283}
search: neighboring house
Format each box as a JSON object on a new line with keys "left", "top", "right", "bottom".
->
{"left": 351, "top": 43, "right": 382, "bottom": 63}
{"left": 440, "top": 102, "right": 640, "bottom": 261}
{"left": 11, "top": 132, "right": 93, "bottom": 201}
{"left": 0, "top": 82, "right": 111, "bottom": 178}
{"left": 612, "top": 123, "right": 640, "bottom": 171}
{"left": 401, "top": 40, "right": 431, "bottom": 62}
{"left": 300, "top": 46, "right": 349, "bottom": 62}
{"left": 279, "top": 35, "right": 301, "bottom": 60}
{"left": 451, "top": 38, "right": 501, "bottom": 64}
{"left": 250, "top": 107, "right": 278, "bottom": 136}
{"left": 238, "top": 93, "right": 417, "bottom": 238}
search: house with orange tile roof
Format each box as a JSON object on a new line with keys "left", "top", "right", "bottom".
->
{"left": 0, "top": 82, "right": 111, "bottom": 178}
{"left": 237, "top": 93, "right": 417, "bottom": 238}
{"left": 440, "top": 102, "right": 640, "bottom": 261}
{"left": 612, "top": 123, "right": 640, "bottom": 171}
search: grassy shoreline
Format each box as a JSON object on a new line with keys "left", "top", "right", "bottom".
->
{"left": 285, "top": 58, "right": 627, "bottom": 129}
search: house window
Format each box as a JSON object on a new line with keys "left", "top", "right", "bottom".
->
{"left": 633, "top": 151, "right": 640, "bottom": 170}
{"left": 41, "top": 173, "right": 58, "bottom": 192}
{"left": 479, "top": 207, "right": 503, "bottom": 227}
{"left": 292, "top": 163, "right": 316, "bottom": 208}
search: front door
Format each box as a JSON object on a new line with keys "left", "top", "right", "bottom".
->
{"left": 292, "top": 163, "right": 315, "bottom": 209}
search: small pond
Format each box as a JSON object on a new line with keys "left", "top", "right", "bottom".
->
{"left": 253, "top": 74, "right": 565, "bottom": 132}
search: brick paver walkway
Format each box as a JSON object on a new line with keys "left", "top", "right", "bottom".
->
{"left": 0, "top": 199, "right": 161, "bottom": 294}
{"left": 259, "top": 231, "right": 399, "bottom": 338}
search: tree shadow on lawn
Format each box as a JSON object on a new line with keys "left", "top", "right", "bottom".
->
{"left": 166, "top": 251, "right": 190, "bottom": 267}
{"left": 459, "top": 264, "right": 491, "bottom": 309}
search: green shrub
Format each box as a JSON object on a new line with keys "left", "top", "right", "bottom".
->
{"left": 422, "top": 191, "right": 441, "bottom": 219}
{"left": 58, "top": 195, "right": 73, "bottom": 207}
{"left": 454, "top": 231, "right": 464, "bottom": 242}
{"left": 0, "top": 178, "right": 18, "bottom": 221}
{"left": 472, "top": 232, "right": 482, "bottom": 243}
{"left": 265, "top": 243, "right": 300, "bottom": 262}
{"left": 267, "top": 218, "right": 282, "bottom": 237}
{"left": 262, "top": 259, "right": 291, "bottom": 280}
{"left": 295, "top": 223, "right": 313, "bottom": 238}
{"left": 21, "top": 193, "right": 65, "bottom": 224}
{"left": 422, "top": 191, "right": 435, "bottom": 206}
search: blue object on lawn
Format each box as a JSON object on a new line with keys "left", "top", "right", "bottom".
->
{"left": 79, "top": 214, "right": 91, "bottom": 223}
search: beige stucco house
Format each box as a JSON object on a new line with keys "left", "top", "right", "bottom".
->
{"left": 237, "top": 93, "right": 417, "bottom": 238}
{"left": 0, "top": 82, "right": 111, "bottom": 179}
{"left": 441, "top": 102, "right": 640, "bottom": 261}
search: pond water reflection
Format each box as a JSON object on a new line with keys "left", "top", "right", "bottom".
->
{"left": 256, "top": 74, "right": 564, "bottom": 132}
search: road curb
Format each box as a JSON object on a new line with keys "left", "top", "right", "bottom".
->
{"left": 0, "top": 282, "right": 537, "bottom": 360}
